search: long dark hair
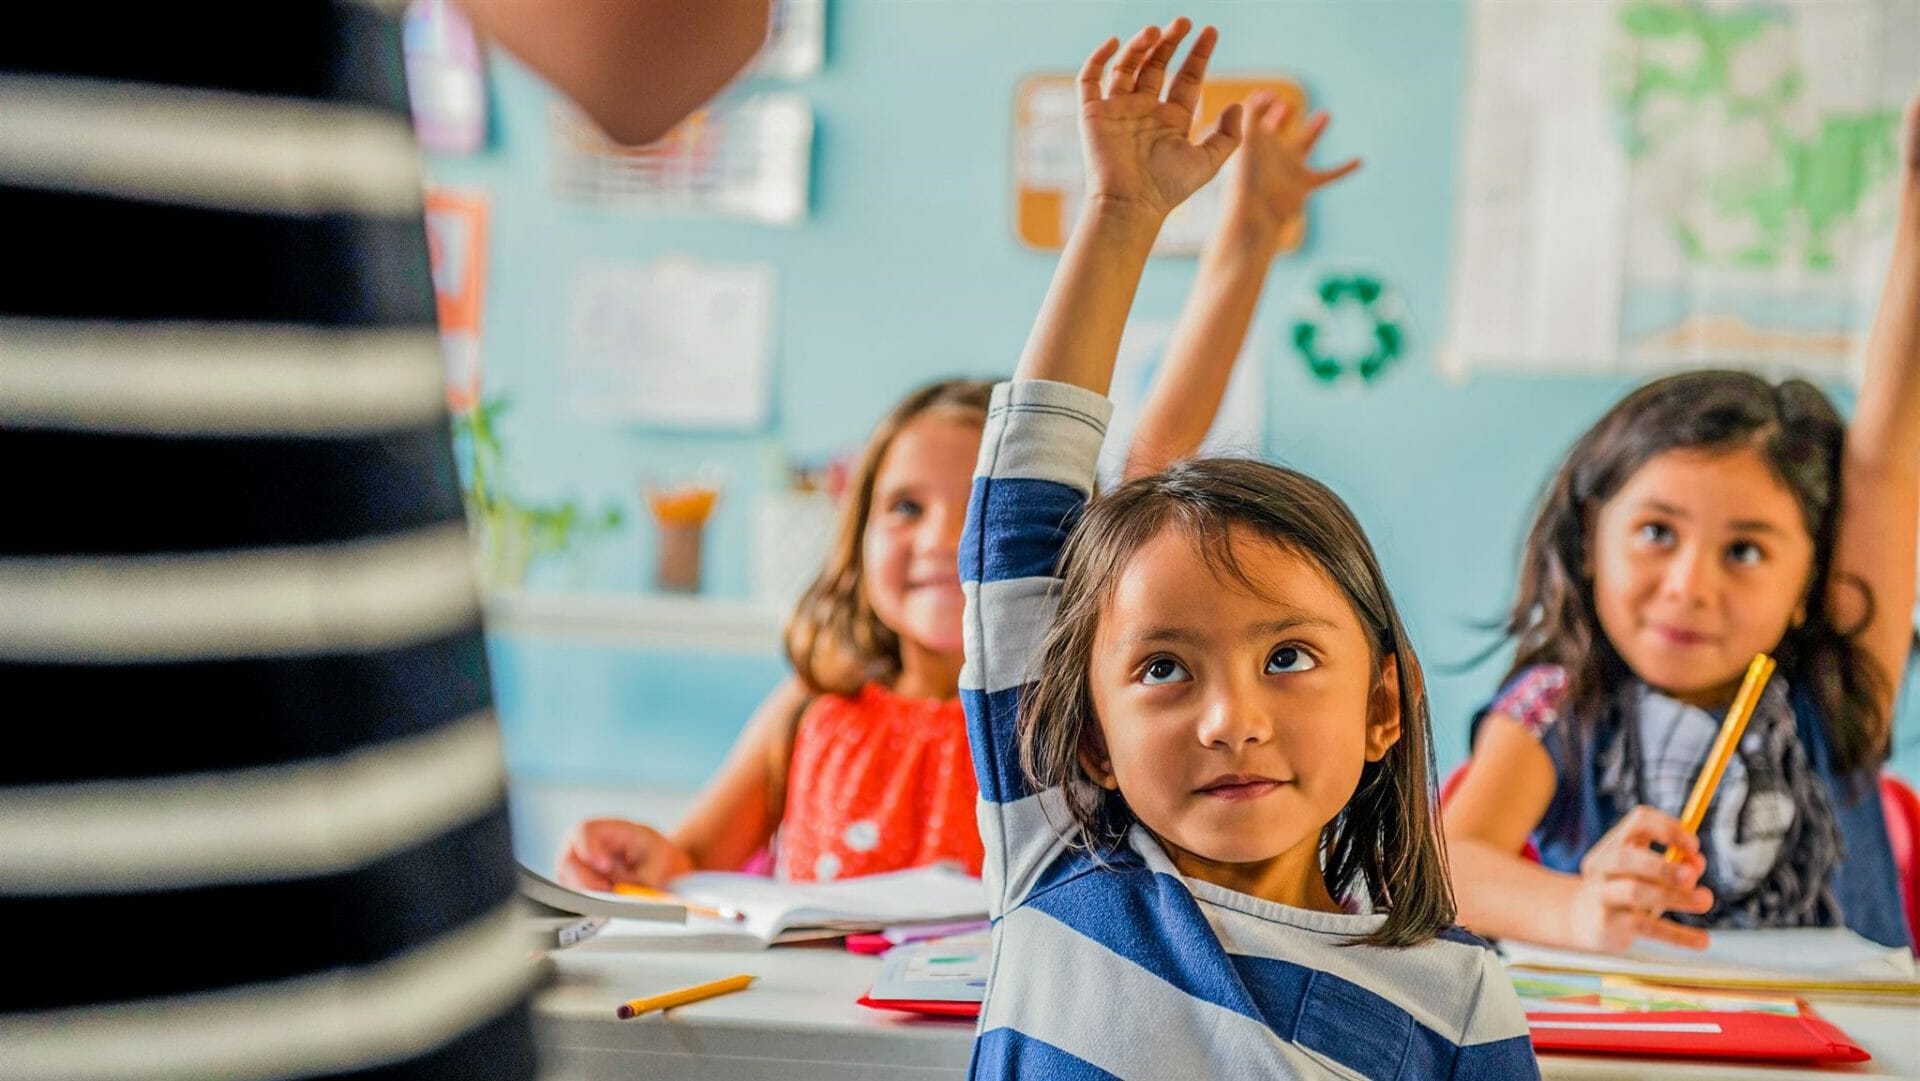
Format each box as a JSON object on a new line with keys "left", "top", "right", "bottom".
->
{"left": 1019, "top": 457, "right": 1454, "bottom": 948}
{"left": 1502, "top": 370, "right": 1886, "bottom": 774}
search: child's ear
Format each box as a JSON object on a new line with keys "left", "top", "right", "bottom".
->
{"left": 1366, "top": 655, "right": 1404, "bottom": 763}
{"left": 1078, "top": 726, "right": 1120, "bottom": 790}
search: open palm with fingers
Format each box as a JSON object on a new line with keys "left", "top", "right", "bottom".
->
{"left": 1078, "top": 18, "right": 1242, "bottom": 219}
{"left": 1225, "top": 95, "right": 1363, "bottom": 241}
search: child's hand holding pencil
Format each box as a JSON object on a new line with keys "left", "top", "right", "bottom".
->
{"left": 1568, "top": 806, "right": 1713, "bottom": 954}
{"left": 1563, "top": 654, "right": 1776, "bottom": 955}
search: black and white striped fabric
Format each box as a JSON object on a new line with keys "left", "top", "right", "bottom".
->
{"left": 0, "top": 5, "right": 536, "bottom": 1079}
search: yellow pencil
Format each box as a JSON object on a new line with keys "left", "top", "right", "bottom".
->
{"left": 611, "top": 882, "right": 746, "bottom": 922}
{"left": 1665, "top": 653, "right": 1777, "bottom": 864}
{"left": 615, "top": 973, "right": 756, "bottom": 1019}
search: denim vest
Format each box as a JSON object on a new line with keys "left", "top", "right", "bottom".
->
{"left": 1475, "top": 681, "right": 1909, "bottom": 949}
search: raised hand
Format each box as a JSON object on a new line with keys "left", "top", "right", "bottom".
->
{"left": 1223, "top": 94, "right": 1363, "bottom": 245}
{"left": 1078, "top": 18, "right": 1243, "bottom": 220}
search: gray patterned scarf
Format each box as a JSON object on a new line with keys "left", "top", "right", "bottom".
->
{"left": 1596, "top": 677, "right": 1844, "bottom": 929}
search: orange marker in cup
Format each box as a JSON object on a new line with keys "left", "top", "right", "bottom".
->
{"left": 645, "top": 481, "right": 722, "bottom": 594}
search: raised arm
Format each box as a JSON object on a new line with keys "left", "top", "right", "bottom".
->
{"left": 961, "top": 19, "right": 1237, "bottom": 906}
{"left": 1015, "top": 19, "right": 1242, "bottom": 394}
{"left": 1831, "top": 96, "right": 1920, "bottom": 746}
{"left": 1126, "top": 97, "right": 1360, "bottom": 479}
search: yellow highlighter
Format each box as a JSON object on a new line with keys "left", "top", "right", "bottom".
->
{"left": 615, "top": 973, "right": 755, "bottom": 1019}
{"left": 1666, "top": 653, "right": 1777, "bottom": 864}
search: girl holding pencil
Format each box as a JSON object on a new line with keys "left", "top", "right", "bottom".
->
{"left": 1445, "top": 96, "right": 1920, "bottom": 954}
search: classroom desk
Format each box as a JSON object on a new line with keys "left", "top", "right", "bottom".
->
{"left": 533, "top": 938, "right": 1920, "bottom": 1080}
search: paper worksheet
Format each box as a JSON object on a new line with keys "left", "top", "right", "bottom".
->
{"left": 1502, "top": 927, "right": 1918, "bottom": 984}
{"left": 596, "top": 865, "right": 988, "bottom": 948}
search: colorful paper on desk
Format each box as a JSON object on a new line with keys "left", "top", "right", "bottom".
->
{"left": 866, "top": 934, "right": 992, "bottom": 1005}
{"left": 1500, "top": 927, "right": 1919, "bottom": 992}
{"left": 858, "top": 933, "right": 991, "bottom": 1017}
{"left": 597, "top": 866, "right": 987, "bottom": 949}
{"left": 1512, "top": 970, "right": 1801, "bottom": 1015}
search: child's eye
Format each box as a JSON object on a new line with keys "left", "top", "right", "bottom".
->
{"left": 1140, "top": 657, "right": 1191, "bottom": 685}
{"left": 888, "top": 498, "right": 923, "bottom": 518}
{"left": 1636, "top": 522, "right": 1675, "bottom": 547}
{"left": 1266, "top": 646, "right": 1317, "bottom": 674}
{"left": 1727, "top": 540, "right": 1764, "bottom": 566}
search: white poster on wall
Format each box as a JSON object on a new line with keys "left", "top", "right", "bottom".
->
{"left": 754, "top": 0, "right": 826, "bottom": 79}
{"left": 564, "top": 258, "right": 776, "bottom": 429}
{"left": 551, "top": 94, "right": 813, "bottom": 225}
{"left": 1096, "top": 319, "right": 1267, "bottom": 487}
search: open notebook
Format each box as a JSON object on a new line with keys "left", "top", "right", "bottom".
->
{"left": 516, "top": 864, "right": 682, "bottom": 950}
{"left": 595, "top": 865, "right": 988, "bottom": 949}
{"left": 1501, "top": 927, "right": 1920, "bottom": 995}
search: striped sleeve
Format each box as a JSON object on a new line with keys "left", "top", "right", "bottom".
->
{"left": 959, "top": 380, "right": 1112, "bottom": 915}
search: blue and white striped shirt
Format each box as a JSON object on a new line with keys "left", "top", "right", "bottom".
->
{"left": 959, "top": 380, "right": 1539, "bottom": 1080}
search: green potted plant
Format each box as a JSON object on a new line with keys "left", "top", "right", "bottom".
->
{"left": 454, "top": 394, "right": 623, "bottom": 591}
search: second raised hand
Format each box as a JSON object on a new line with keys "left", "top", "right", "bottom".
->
{"left": 1078, "top": 17, "right": 1244, "bottom": 220}
{"left": 1224, "top": 94, "right": 1364, "bottom": 244}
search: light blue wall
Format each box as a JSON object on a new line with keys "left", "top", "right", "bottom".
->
{"left": 427, "top": 0, "right": 1920, "bottom": 791}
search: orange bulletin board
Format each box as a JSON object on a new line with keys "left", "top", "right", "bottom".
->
{"left": 1014, "top": 74, "right": 1308, "bottom": 255}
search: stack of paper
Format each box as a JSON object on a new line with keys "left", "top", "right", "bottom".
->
{"left": 1501, "top": 928, "right": 1920, "bottom": 995}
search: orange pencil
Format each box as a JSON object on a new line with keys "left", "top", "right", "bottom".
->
{"left": 614, "top": 973, "right": 755, "bottom": 1019}
{"left": 1665, "top": 653, "right": 1777, "bottom": 863}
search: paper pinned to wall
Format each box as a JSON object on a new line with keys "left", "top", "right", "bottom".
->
{"left": 551, "top": 94, "right": 813, "bottom": 225}
{"left": 1096, "top": 318, "right": 1267, "bottom": 486}
{"left": 1015, "top": 75, "right": 1308, "bottom": 256}
{"left": 1444, "top": 0, "right": 1920, "bottom": 381}
{"left": 402, "top": 0, "right": 488, "bottom": 155}
{"left": 422, "top": 187, "right": 488, "bottom": 414}
{"left": 564, "top": 258, "right": 776, "bottom": 429}
{"left": 754, "top": 0, "right": 827, "bottom": 79}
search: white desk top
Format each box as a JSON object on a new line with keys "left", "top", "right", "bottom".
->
{"left": 535, "top": 939, "right": 1920, "bottom": 1080}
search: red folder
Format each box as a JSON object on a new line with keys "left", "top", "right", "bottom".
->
{"left": 857, "top": 996, "right": 1869, "bottom": 1064}
{"left": 1525, "top": 1002, "right": 1869, "bottom": 1063}
{"left": 856, "top": 992, "right": 980, "bottom": 1018}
